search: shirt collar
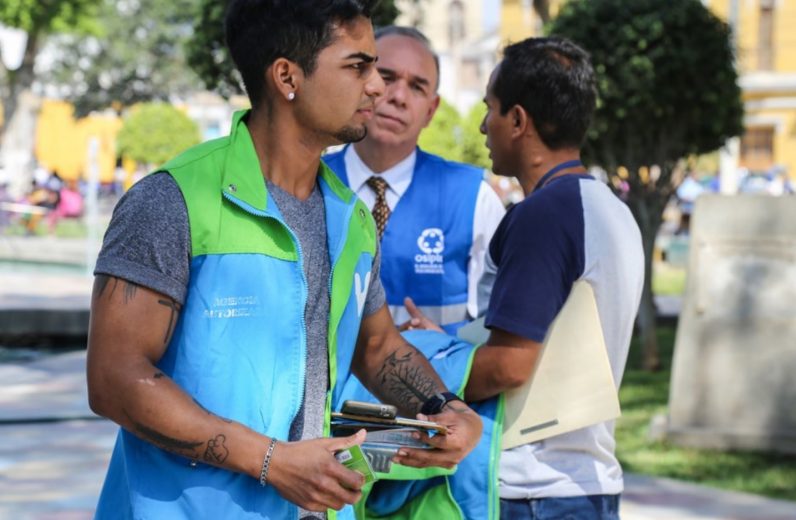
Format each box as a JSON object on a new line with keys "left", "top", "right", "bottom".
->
{"left": 344, "top": 145, "right": 416, "bottom": 197}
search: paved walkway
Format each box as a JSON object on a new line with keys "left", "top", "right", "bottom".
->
{"left": 0, "top": 236, "right": 683, "bottom": 338}
{"left": 2, "top": 350, "right": 796, "bottom": 519}
{"left": 7, "top": 237, "right": 794, "bottom": 518}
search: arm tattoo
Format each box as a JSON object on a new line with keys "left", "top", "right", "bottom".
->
{"left": 157, "top": 299, "right": 181, "bottom": 345}
{"left": 204, "top": 434, "right": 230, "bottom": 464}
{"left": 123, "top": 281, "right": 139, "bottom": 303}
{"left": 131, "top": 419, "right": 203, "bottom": 459}
{"left": 134, "top": 420, "right": 231, "bottom": 465}
{"left": 95, "top": 275, "right": 113, "bottom": 299}
{"left": 377, "top": 347, "right": 440, "bottom": 412}
{"left": 95, "top": 275, "right": 140, "bottom": 304}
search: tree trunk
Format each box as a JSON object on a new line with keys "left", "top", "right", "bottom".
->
{"left": 533, "top": 0, "right": 551, "bottom": 23}
{"left": 0, "top": 29, "right": 39, "bottom": 147}
{"left": 629, "top": 196, "right": 664, "bottom": 371}
{"left": 0, "top": 30, "right": 40, "bottom": 198}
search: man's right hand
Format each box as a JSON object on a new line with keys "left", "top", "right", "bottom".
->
{"left": 397, "top": 297, "right": 444, "bottom": 332}
{"left": 267, "top": 429, "right": 367, "bottom": 512}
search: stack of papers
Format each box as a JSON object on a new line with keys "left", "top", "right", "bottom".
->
{"left": 331, "top": 412, "right": 444, "bottom": 472}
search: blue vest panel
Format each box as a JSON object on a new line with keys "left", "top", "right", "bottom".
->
{"left": 325, "top": 148, "right": 483, "bottom": 334}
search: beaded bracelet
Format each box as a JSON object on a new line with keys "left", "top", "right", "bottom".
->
{"left": 259, "top": 438, "right": 277, "bottom": 487}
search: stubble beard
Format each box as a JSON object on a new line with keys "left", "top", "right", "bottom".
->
{"left": 333, "top": 124, "right": 368, "bottom": 144}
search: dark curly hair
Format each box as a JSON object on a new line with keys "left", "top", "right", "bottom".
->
{"left": 225, "top": 0, "right": 379, "bottom": 107}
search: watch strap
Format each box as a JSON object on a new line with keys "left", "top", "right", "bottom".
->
{"left": 420, "top": 391, "right": 462, "bottom": 416}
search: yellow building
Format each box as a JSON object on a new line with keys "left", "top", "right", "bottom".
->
{"left": 710, "top": 0, "right": 796, "bottom": 179}
{"left": 34, "top": 100, "right": 123, "bottom": 184}
{"left": 499, "top": 0, "right": 796, "bottom": 182}
{"left": 500, "top": 0, "right": 563, "bottom": 43}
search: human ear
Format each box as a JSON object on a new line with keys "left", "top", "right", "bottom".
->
{"left": 511, "top": 105, "right": 528, "bottom": 138}
{"left": 423, "top": 94, "right": 441, "bottom": 128}
{"left": 270, "top": 58, "right": 300, "bottom": 102}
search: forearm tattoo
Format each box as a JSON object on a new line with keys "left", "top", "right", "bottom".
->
{"left": 130, "top": 409, "right": 231, "bottom": 465}
{"left": 377, "top": 347, "right": 441, "bottom": 413}
{"left": 131, "top": 418, "right": 203, "bottom": 459}
{"left": 204, "top": 434, "right": 230, "bottom": 464}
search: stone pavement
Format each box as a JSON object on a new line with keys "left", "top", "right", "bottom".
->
{"left": 2, "top": 350, "right": 796, "bottom": 520}
{"left": 3, "top": 236, "right": 793, "bottom": 518}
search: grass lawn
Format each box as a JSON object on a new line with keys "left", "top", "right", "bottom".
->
{"left": 2, "top": 218, "right": 92, "bottom": 238}
{"left": 651, "top": 261, "right": 687, "bottom": 296}
{"left": 617, "top": 326, "right": 796, "bottom": 501}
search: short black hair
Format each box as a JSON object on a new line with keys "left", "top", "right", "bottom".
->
{"left": 225, "top": 0, "right": 378, "bottom": 108}
{"left": 375, "top": 25, "right": 440, "bottom": 91}
{"left": 493, "top": 37, "right": 596, "bottom": 150}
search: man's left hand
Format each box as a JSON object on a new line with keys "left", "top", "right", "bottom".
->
{"left": 391, "top": 400, "right": 482, "bottom": 469}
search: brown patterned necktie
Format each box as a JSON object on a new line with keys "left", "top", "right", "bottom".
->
{"left": 366, "top": 176, "right": 391, "bottom": 239}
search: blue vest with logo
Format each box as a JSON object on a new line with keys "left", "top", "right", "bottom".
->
{"left": 95, "top": 111, "right": 376, "bottom": 520}
{"left": 325, "top": 147, "right": 483, "bottom": 334}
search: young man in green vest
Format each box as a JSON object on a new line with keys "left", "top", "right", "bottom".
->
{"left": 85, "top": 1, "right": 482, "bottom": 519}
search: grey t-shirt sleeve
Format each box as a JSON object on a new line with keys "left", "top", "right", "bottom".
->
{"left": 363, "top": 240, "right": 386, "bottom": 316}
{"left": 94, "top": 172, "right": 191, "bottom": 304}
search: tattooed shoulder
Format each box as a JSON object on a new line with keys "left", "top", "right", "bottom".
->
{"left": 93, "top": 275, "right": 143, "bottom": 304}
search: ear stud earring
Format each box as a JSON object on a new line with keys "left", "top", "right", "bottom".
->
{"left": 287, "top": 92, "right": 295, "bottom": 101}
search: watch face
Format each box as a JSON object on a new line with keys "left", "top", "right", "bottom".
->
{"left": 421, "top": 394, "right": 443, "bottom": 416}
{"left": 422, "top": 392, "right": 459, "bottom": 416}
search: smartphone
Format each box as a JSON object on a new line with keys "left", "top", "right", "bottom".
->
{"left": 341, "top": 400, "right": 397, "bottom": 419}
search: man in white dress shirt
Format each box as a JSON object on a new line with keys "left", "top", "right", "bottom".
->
{"left": 324, "top": 26, "right": 505, "bottom": 334}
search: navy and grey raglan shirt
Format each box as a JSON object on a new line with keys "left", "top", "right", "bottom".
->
{"left": 481, "top": 173, "right": 644, "bottom": 499}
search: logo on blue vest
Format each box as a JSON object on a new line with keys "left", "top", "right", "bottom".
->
{"left": 203, "top": 295, "right": 260, "bottom": 319}
{"left": 415, "top": 228, "right": 445, "bottom": 274}
{"left": 354, "top": 271, "right": 371, "bottom": 316}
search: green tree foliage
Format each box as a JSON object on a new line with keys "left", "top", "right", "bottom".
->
{"left": 117, "top": 103, "right": 200, "bottom": 167}
{"left": 419, "top": 98, "right": 462, "bottom": 161}
{"left": 549, "top": 0, "right": 743, "bottom": 370}
{"left": 185, "top": 0, "right": 240, "bottom": 98}
{"left": 45, "top": 0, "right": 199, "bottom": 117}
{"left": 461, "top": 103, "right": 489, "bottom": 169}
{"left": 0, "top": 0, "right": 100, "bottom": 139}
{"left": 371, "top": 0, "right": 401, "bottom": 27}
{"left": 186, "top": 0, "right": 406, "bottom": 97}
{"left": 418, "top": 99, "right": 490, "bottom": 169}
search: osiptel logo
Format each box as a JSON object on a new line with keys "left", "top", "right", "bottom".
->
{"left": 415, "top": 228, "right": 445, "bottom": 274}
{"left": 417, "top": 228, "right": 445, "bottom": 254}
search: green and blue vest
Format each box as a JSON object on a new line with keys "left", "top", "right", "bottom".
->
{"left": 95, "top": 110, "right": 377, "bottom": 519}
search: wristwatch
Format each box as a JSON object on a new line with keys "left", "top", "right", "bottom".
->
{"left": 420, "top": 391, "right": 463, "bottom": 415}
